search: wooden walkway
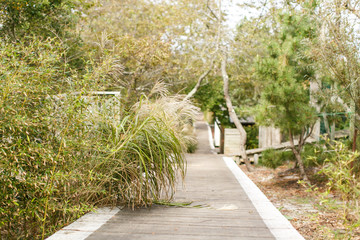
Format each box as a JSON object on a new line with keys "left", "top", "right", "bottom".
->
{"left": 49, "top": 122, "right": 304, "bottom": 240}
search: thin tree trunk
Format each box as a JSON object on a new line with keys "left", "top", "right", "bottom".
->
{"left": 322, "top": 112, "right": 331, "bottom": 138}
{"left": 351, "top": 128, "right": 357, "bottom": 171}
{"left": 289, "top": 129, "right": 309, "bottom": 182}
{"left": 350, "top": 101, "right": 356, "bottom": 141}
{"left": 221, "top": 56, "right": 253, "bottom": 171}
{"left": 330, "top": 121, "right": 335, "bottom": 141}
{"left": 352, "top": 128, "right": 357, "bottom": 152}
{"left": 220, "top": 126, "right": 225, "bottom": 154}
{"left": 183, "top": 62, "right": 214, "bottom": 101}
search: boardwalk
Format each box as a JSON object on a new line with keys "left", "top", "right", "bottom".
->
{"left": 48, "top": 122, "right": 304, "bottom": 240}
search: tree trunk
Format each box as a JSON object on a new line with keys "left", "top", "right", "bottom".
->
{"left": 221, "top": 56, "right": 253, "bottom": 171}
{"left": 289, "top": 129, "right": 309, "bottom": 182}
{"left": 183, "top": 62, "right": 214, "bottom": 101}
{"left": 322, "top": 112, "right": 331, "bottom": 138}
{"left": 352, "top": 128, "right": 358, "bottom": 152}
{"left": 351, "top": 128, "right": 357, "bottom": 172}
{"left": 330, "top": 121, "right": 335, "bottom": 141}
{"left": 350, "top": 101, "right": 357, "bottom": 141}
{"left": 220, "top": 126, "right": 225, "bottom": 154}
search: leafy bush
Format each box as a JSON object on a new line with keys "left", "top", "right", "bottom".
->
{"left": 0, "top": 37, "right": 88, "bottom": 239}
{"left": 302, "top": 143, "right": 331, "bottom": 167}
{"left": 0, "top": 38, "right": 197, "bottom": 239}
{"left": 193, "top": 78, "right": 231, "bottom": 126}
{"left": 259, "top": 148, "right": 295, "bottom": 169}
{"left": 259, "top": 142, "right": 332, "bottom": 170}
{"left": 245, "top": 125, "right": 258, "bottom": 149}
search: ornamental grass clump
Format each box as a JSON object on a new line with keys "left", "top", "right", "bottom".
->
{"left": 88, "top": 95, "right": 198, "bottom": 207}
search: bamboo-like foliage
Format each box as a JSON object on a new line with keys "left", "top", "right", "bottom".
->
{"left": 0, "top": 37, "right": 198, "bottom": 239}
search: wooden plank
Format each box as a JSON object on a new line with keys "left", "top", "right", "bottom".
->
{"left": 89, "top": 225, "right": 273, "bottom": 237}
{"left": 87, "top": 232, "right": 275, "bottom": 240}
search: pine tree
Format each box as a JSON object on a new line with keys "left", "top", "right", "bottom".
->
{"left": 255, "top": 3, "right": 318, "bottom": 181}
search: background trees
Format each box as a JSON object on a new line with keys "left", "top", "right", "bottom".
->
{"left": 0, "top": 0, "right": 78, "bottom": 40}
{"left": 312, "top": 0, "right": 360, "bottom": 148}
{"left": 79, "top": 0, "right": 221, "bottom": 104}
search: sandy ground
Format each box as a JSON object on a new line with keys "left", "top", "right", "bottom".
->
{"left": 239, "top": 164, "right": 360, "bottom": 240}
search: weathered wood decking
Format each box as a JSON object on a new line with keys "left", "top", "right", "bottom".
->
{"left": 48, "top": 122, "right": 304, "bottom": 240}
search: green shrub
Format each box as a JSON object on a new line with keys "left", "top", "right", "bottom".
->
{"left": 186, "top": 142, "right": 198, "bottom": 153}
{"left": 0, "top": 38, "right": 91, "bottom": 239}
{"left": 259, "top": 148, "right": 295, "bottom": 169}
{"left": 316, "top": 142, "right": 360, "bottom": 202}
{"left": 259, "top": 142, "right": 334, "bottom": 170}
{"left": 245, "top": 125, "right": 258, "bottom": 149}
{"left": 305, "top": 141, "right": 360, "bottom": 230}
{"left": 302, "top": 143, "right": 330, "bottom": 167}
{"left": 0, "top": 38, "right": 197, "bottom": 239}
